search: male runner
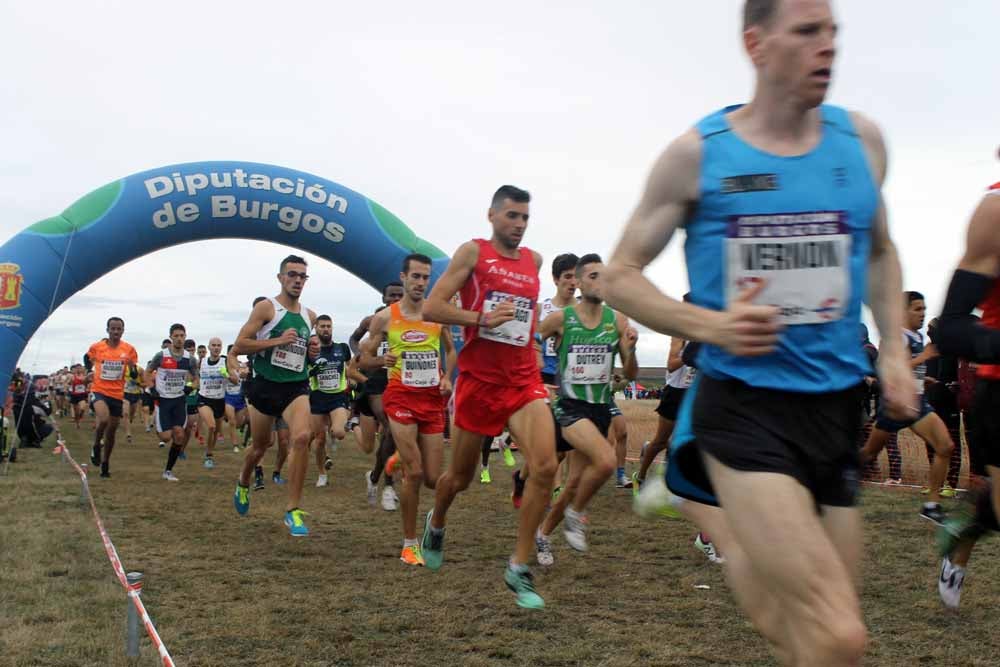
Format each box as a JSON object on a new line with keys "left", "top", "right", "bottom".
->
{"left": 232, "top": 255, "right": 318, "bottom": 536}
{"left": 859, "top": 291, "right": 954, "bottom": 522}
{"left": 147, "top": 324, "right": 198, "bottom": 481}
{"left": 421, "top": 185, "right": 555, "bottom": 609}
{"left": 68, "top": 364, "right": 89, "bottom": 428}
{"left": 123, "top": 362, "right": 143, "bottom": 443}
{"left": 539, "top": 253, "right": 580, "bottom": 388}
{"left": 350, "top": 282, "right": 404, "bottom": 510}
{"left": 179, "top": 340, "right": 200, "bottom": 458}
{"left": 197, "top": 337, "right": 234, "bottom": 469}
{"left": 602, "top": 2, "right": 913, "bottom": 662}
{"left": 362, "top": 253, "right": 456, "bottom": 564}
{"left": 86, "top": 317, "right": 139, "bottom": 478}
{"left": 224, "top": 352, "right": 249, "bottom": 453}
{"left": 309, "top": 316, "right": 365, "bottom": 488}
{"left": 534, "top": 254, "right": 637, "bottom": 565}
{"left": 934, "top": 179, "right": 1000, "bottom": 609}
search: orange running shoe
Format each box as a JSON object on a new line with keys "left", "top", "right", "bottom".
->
{"left": 400, "top": 544, "right": 425, "bottom": 566}
{"left": 385, "top": 452, "right": 401, "bottom": 477}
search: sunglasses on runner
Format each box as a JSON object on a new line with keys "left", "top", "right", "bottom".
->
{"left": 285, "top": 271, "right": 309, "bottom": 280}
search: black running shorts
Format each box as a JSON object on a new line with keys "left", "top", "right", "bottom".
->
{"left": 972, "top": 378, "right": 1000, "bottom": 473}
{"left": 691, "top": 376, "right": 863, "bottom": 508}
{"left": 655, "top": 386, "right": 686, "bottom": 421}
{"left": 197, "top": 395, "right": 226, "bottom": 419}
{"left": 553, "top": 398, "right": 613, "bottom": 438}
{"left": 310, "top": 390, "right": 351, "bottom": 415}
{"left": 246, "top": 376, "right": 309, "bottom": 419}
{"left": 91, "top": 392, "right": 123, "bottom": 418}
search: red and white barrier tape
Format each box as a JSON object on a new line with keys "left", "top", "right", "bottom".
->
{"left": 54, "top": 437, "right": 176, "bottom": 667}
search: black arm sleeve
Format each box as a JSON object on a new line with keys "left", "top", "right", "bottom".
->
{"left": 681, "top": 341, "right": 701, "bottom": 369}
{"left": 937, "top": 269, "right": 1000, "bottom": 363}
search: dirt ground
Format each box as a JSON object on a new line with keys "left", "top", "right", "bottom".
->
{"left": 2, "top": 400, "right": 998, "bottom": 666}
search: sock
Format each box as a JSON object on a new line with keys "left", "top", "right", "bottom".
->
{"left": 404, "top": 538, "right": 419, "bottom": 548}
{"left": 430, "top": 525, "right": 444, "bottom": 536}
{"left": 616, "top": 467, "right": 625, "bottom": 478}
{"left": 165, "top": 445, "right": 181, "bottom": 471}
{"left": 924, "top": 501, "right": 939, "bottom": 509}
{"left": 508, "top": 557, "right": 527, "bottom": 572}
{"left": 101, "top": 461, "right": 109, "bottom": 474}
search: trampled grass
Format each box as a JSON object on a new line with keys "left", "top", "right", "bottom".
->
{"left": 2, "top": 401, "right": 998, "bottom": 666}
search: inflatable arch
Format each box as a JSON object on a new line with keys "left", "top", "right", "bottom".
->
{"left": 0, "top": 161, "right": 449, "bottom": 402}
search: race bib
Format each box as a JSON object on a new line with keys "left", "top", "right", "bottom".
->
{"left": 226, "top": 381, "right": 242, "bottom": 396}
{"left": 163, "top": 372, "right": 186, "bottom": 396}
{"left": 680, "top": 367, "right": 696, "bottom": 389}
{"left": 544, "top": 337, "right": 557, "bottom": 357}
{"left": 273, "top": 337, "right": 306, "bottom": 372}
{"left": 725, "top": 212, "right": 850, "bottom": 325}
{"left": 377, "top": 341, "right": 390, "bottom": 357}
{"left": 565, "top": 344, "right": 612, "bottom": 385}
{"left": 73, "top": 383, "right": 87, "bottom": 394}
{"left": 401, "top": 351, "right": 440, "bottom": 387}
{"left": 202, "top": 376, "right": 225, "bottom": 397}
{"left": 479, "top": 292, "right": 534, "bottom": 347}
{"left": 318, "top": 368, "right": 341, "bottom": 391}
{"left": 100, "top": 360, "right": 124, "bottom": 381}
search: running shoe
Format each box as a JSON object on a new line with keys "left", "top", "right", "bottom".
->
{"left": 631, "top": 472, "right": 642, "bottom": 497}
{"left": 90, "top": 444, "right": 101, "bottom": 466}
{"left": 535, "top": 532, "right": 554, "bottom": 567}
{"left": 365, "top": 471, "right": 377, "bottom": 507}
{"left": 616, "top": 474, "right": 633, "bottom": 489}
{"left": 694, "top": 533, "right": 725, "bottom": 564}
{"left": 234, "top": 483, "right": 250, "bottom": 514}
{"left": 941, "top": 484, "right": 957, "bottom": 498}
{"left": 400, "top": 544, "right": 425, "bottom": 566}
{"left": 552, "top": 485, "right": 562, "bottom": 501}
{"left": 511, "top": 470, "right": 525, "bottom": 509}
{"left": 938, "top": 555, "right": 965, "bottom": 610}
{"left": 126, "top": 434, "right": 132, "bottom": 444}
{"left": 421, "top": 510, "right": 445, "bottom": 571}
{"left": 316, "top": 474, "right": 328, "bottom": 488}
{"left": 284, "top": 509, "right": 309, "bottom": 537}
{"left": 162, "top": 470, "right": 179, "bottom": 482}
{"left": 178, "top": 451, "right": 187, "bottom": 461}
{"left": 100, "top": 470, "right": 111, "bottom": 479}
{"left": 382, "top": 485, "right": 399, "bottom": 511}
{"left": 233, "top": 445, "right": 240, "bottom": 453}
{"left": 504, "top": 564, "right": 544, "bottom": 610}
{"left": 633, "top": 474, "right": 681, "bottom": 519}
{"left": 480, "top": 468, "right": 492, "bottom": 484}
{"left": 203, "top": 457, "right": 214, "bottom": 470}
{"left": 253, "top": 467, "right": 265, "bottom": 490}
{"left": 920, "top": 503, "right": 947, "bottom": 525}
{"left": 883, "top": 478, "right": 901, "bottom": 486}
{"left": 273, "top": 472, "right": 285, "bottom": 485}
{"left": 158, "top": 441, "right": 166, "bottom": 448}
{"left": 502, "top": 446, "right": 516, "bottom": 468}
{"left": 936, "top": 514, "right": 985, "bottom": 557}
{"left": 324, "top": 457, "right": 333, "bottom": 471}
{"left": 385, "top": 452, "right": 401, "bottom": 477}
{"left": 563, "top": 507, "right": 588, "bottom": 552}
{"left": 920, "top": 486, "right": 931, "bottom": 495}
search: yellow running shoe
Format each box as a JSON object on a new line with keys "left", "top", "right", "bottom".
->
{"left": 400, "top": 544, "right": 425, "bottom": 566}
{"left": 502, "top": 447, "right": 516, "bottom": 467}
{"left": 941, "top": 484, "right": 957, "bottom": 498}
{"left": 480, "top": 468, "right": 492, "bottom": 484}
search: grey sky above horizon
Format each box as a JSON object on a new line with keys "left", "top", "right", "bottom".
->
{"left": 2, "top": 1, "right": 997, "bottom": 375}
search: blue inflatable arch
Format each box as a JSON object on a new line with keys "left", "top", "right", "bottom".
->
{"left": 0, "top": 161, "right": 449, "bottom": 402}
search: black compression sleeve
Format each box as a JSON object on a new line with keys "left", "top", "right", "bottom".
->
{"left": 936, "top": 269, "right": 1000, "bottom": 363}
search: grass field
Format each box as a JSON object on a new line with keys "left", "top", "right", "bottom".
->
{"left": 2, "top": 400, "right": 999, "bottom": 666}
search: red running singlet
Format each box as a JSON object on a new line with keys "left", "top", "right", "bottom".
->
{"left": 457, "top": 238, "right": 541, "bottom": 386}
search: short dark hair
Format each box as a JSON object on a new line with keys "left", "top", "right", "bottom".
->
{"left": 316, "top": 314, "right": 332, "bottom": 324}
{"left": 161, "top": 338, "right": 171, "bottom": 346}
{"left": 280, "top": 255, "right": 307, "bottom": 272}
{"left": 106, "top": 316, "right": 124, "bottom": 328}
{"left": 169, "top": 323, "right": 186, "bottom": 335}
{"left": 402, "top": 253, "right": 433, "bottom": 274}
{"left": 197, "top": 345, "right": 206, "bottom": 351}
{"left": 491, "top": 185, "right": 530, "bottom": 210}
{"left": 743, "top": 0, "right": 781, "bottom": 30}
{"left": 575, "top": 253, "right": 603, "bottom": 276}
{"left": 253, "top": 296, "right": 267, "bottom": 306}
{"left": 382, "top": 281, "right": 403, "bottom": 297}
{"left": 906, "top": 291, "right": 925, "bottom": 304}
{"left": 551, "top": 253, "right": 579, "bottom": 279}
{"left": 184, "top": 340, "right": 196, "bottom": 349}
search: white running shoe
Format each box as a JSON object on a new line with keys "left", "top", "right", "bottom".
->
{"left": 633, "top": 474, "right": 681, "bottom": 519}
{"left": 536, "top": 531, "right": 555, "bottom": 566}
{"left": 316, "top": 474, "right": 328, "bottom": 488}
{"left": 563, "top": 507, "right": 588, "bottom": 552}
{"left": 233, "top": 445, "right": 240, "bottom": 453}
{"left": 938, "top": 555, "right": 965, "bottom": 610}
{"left": 365, "top": 471, "right": 377, "bottom": 507}
{"left": 162, "top": 470, "right": 179, "bottom": 482}
{"left": 203, "top": 457, "right": 214, "bottom": 470}
{"left": 382, "top": 485, "right": 399, "bottom": 511}
{"left": 694, "top": 533, "right": 725, "bottom": 564}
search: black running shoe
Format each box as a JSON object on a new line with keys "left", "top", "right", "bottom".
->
{"left": 920, "top": 503, "right": 947, "bottom": 525}
{"left": 324, "top": 457, "right": 333, "bottom": 471}
{"left": 90, "top": 445, "right": 101, "bottom": 466}
{"left": 253, "top": 466, "right": 265, "bottom": 491}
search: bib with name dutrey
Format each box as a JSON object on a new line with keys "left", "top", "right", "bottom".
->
{"left": 557, "top": 304, "right": 619, "bottom": 405}
{"left": 198, "top": 356, "right": 229, "bottom": 399}
{"left": 253, "top": 297, "right": 311, "bottom": 383}
{"left": 309, "top": 342, "right": 351, "bottom": 394}
{"left": 458, "top": 238, "right": 540, "bottom": 386}
{"left": 387, "top": 302, "right": 443, "bottom": 390}
{"left": 686, "top": 104, "right": 877, "bottom": 393}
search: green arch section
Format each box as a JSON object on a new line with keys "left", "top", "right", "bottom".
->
{"left": 27, "top": 180, "right": 123, "bottom": 236}
{"left": 368, "top": 199, "right": 447, "bottom": 259}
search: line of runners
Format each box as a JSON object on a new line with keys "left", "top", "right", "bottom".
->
{"left": 32, "top": 2, "right": 1000, "bottom": 663}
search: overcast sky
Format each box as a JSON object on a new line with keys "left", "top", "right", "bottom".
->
{"left": 2, "top": 1, "right": 997, "bottom": 375}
